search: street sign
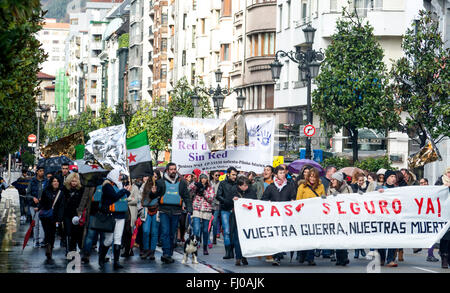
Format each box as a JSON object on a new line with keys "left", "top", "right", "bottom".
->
{"left": 28, "top": 143, "right": 37, "bottom": 148}
{"left": 28, "top": 134, "right": 37, "bottom": 143}
{"left": 303, "top": 125, "right": 316, "bottom": 137}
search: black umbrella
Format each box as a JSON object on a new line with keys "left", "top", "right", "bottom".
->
{"left": 38, "top": 156, "right": 74, "bottom": 175}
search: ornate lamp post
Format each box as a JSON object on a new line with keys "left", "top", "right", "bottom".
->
{"left": 270, "top": 24, "right": 324, "bottom": 160}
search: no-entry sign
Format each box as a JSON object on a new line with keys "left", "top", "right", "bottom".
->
{"left": 303, "top": 125, "right": 316, "bottom": 137}
{"left": 28, "top": 134, "right": 37, "bottom": 143}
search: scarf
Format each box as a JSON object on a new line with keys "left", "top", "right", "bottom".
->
{"left": 274, "top": 177, "right": 287, "bottom": 192}
{"left": 164, "top": 172, "right": 179, "bottom": 184}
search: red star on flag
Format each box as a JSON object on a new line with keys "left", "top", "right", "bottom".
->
{"left": 91, "top": 165, "right": 99, "bottom": 170}
{"left": 128, "top": 153, "right": 137, "bottom": 163}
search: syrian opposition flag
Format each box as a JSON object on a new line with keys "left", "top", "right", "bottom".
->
{"left": 75, "top": 144, "right": 109, "bottom": 186}
{"left": 126, "top": 131, "right": 153, "bottom": 179}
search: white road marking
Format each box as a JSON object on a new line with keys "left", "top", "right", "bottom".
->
{"left": 155, "top": 247, "right": 218, "bottom": 273}
{"left": 413, "top": 266, "right": 438, "bottom": 273}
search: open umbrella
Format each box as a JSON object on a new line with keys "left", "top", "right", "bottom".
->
{"left": 130, "top": 217, "right": 143, "bottom": 249}
{"left": 288, "top": 159, "right": 325, "bottom": 176}
{"left": 22, "top": 220, "right": 35, "bottom": 253}
{"left": 338, "top": 167, "right": 367, "bottom": 177}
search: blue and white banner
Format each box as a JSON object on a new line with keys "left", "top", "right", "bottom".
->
{"left": 172, "top": 117, "right": 275, "bottom": 174}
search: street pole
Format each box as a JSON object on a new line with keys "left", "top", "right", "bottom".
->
{"left": 35, "top": 114, "right": 40, "bottom": 166}
{"left": 306, "top": 74, "right": 312, "bottom": 160}
{"left": 7, "top": 153, "right": 11, "bottom": 184}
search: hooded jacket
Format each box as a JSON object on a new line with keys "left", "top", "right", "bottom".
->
{"left": 153, "top": 172, "right": 192, "bottom": 216}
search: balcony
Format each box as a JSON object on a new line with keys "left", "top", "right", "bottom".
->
{"left": 321, "top": 9, "right": 406, "bottom": 38}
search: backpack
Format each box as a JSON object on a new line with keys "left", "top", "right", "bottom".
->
{"left": 92, "top": 184, "right": 128, "bottom": 212}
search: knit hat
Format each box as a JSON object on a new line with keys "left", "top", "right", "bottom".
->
{"left": 331, "top": 172, "right": 344, "bottom": 183}
{"left": 193, "top": 168, "right": 202, "bottom": 178}
{"left": 385, "top": 170, "right": 396, "bottom": 179}
{"left": 199, "top": 173, "right": 208, "bottom": 181}
{"left": 376, "top": 168, "right": 387, "bottom": 175}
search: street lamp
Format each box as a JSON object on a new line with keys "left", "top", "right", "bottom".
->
{"left": 190, "top": 89, "right": 201, "bottom": 118}
{"left": 236, "top": 89, "right": 246, "bottom": 111}
{"left": 270, "top": 24, "right": 324, "bottom": 160}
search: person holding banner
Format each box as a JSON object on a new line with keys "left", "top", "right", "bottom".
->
{"left": 98, "top": 169, "right": 132, "bottom": 270}
{"left": 231, "top": 176, "right": 257, "bottom": 266}
{"left": 262, "top": 166, "right": 297, "bottom": 266}
{"left": 435, "top": 167, "right": 450, "bottom": 269}
{"left": 216, "top": 167, "right": 239, "bottom": 260}
{"left": 153, "top": 163, "right": 193, "bottom": 264}
{"left": 296, "top": 167, "right": 326, "bottom": 266}
{"left": 376, "top": 170, "right": 399, "bottom": 267}
{"left": 326, "top": 171, "right": 353, "bottom": 266}
{"left": 263, "top": 166, "right": 274, "bottom": 190}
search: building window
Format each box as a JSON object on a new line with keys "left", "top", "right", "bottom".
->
{"left": 160, "top": 64, "right": 167, "bottom": 80}
{"left": 162, "top": 13, "right": 168, "bottom": 25}
{"left": 301, "top": 0, "right": 308, "bottom": 23}
{"left": 286, "top": 0, "right": 291, "bottom": 29}
{"left": 91, "top": 80, "right": 97, "bottom": 89}
{"left": 199, "top": 58, "right": 205, "bottom": 73}
{"left": 51, "top": 56, "right": 59, "bottom": 61}
{"left": 249, "top": 33, "right": 275, "bottom": 57}
{"left": 183, "top": 13, "right": 187, "bottom": 30}
{"left": 192, "top": 0, "right": 197, "bottom": 10}
{"left": 200, "top": 19, "right": 205, "bottom": 34}
{"left": 91, "top": 95, "right": 97, "bottom": 104}
{"left": 221, "top": 44, "right": 230, "bottom": 61}
{"left": 330, "top": 0, "right": 337, "bottom": 12}
{"left": 52, "top": 40, "right": 59, "bottom": 44}
{"left": 91, "top": 65, "right": 98, "bottom": 73}
{"left": 278, "top": 4, "right": 282, "bottom": 31}
{"left": 161, "top": 38, "right": 167, "bottom": 51}
{"left": 70, "top": 18, "right": 78, "bottom": 25}
{"left": 182, "top": 50, "right": 186, "bottom": 66}
{"left": 221, "top": 0, "right": 231, "bottom": 17}
{"left": 192, "top": 25, "right": 196, "bottom": 48}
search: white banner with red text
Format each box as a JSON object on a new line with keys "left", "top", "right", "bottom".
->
{"left": 234, "top": 186, "right": 450, "bottom": 257}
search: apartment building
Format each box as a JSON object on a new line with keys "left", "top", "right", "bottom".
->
{"left": 66, "top": 0, "right": 121, "bottom": 117}
{"left": 274, "top": 0, "right": 429, "bottom": 166}
{"left": 36, "top": 19, "right": 70, "bottom": 76}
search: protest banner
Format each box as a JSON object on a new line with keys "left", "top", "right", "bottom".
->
{"left": 172, "top": 117, "right": 274, "bottom": 174}
{"left": 234, "top": 186, "right": 450, "bottom": 257}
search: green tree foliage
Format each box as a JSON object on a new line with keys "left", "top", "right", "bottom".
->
{"left": 322, "top": 157, "right": 352, "bottom": 170}
{"left": 354, "top": 156, "right": 396, "bottom": 173}
{"left": 312, "top": 8, "right": 400, "bottom": 162}
{"left": 0, "top": 0, "right": 47, "bottom": 156}
{"left": 21, "top": 151, "right": 35, "bottom": 167}
{"left": 389, "top": 10, "right": 450, "bottom": 148}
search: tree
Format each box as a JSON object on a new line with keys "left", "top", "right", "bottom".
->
{"left": 389, "top": 10, "right": 449, "bottom": 148}
{"left": 312, "top": 7, "right": 400, "bottom": 162}
{"left": 0, "top": 0, "right": 46, "bottom": 156}
{"left": 128, "top": 77, "right": 214, "bottom": 162}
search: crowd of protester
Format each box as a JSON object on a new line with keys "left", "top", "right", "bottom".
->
{"left": 10, "top": 162, "right": 450, "bottom": 270}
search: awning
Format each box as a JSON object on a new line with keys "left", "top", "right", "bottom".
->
{"left": 103, "top": 17, "right": 124, "bottom": 41}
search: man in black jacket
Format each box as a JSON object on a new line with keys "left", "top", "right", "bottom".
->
{"left": 25, "top": 166, "right": 47, "bottom": 248}
{"left": 231, "top": 176, "right": 257, "bottom": 266}
{"left": 152, "top": 163, "right": 192, "bottom": 264}
{"left": 262, "top": 166, "right": 296, "bottom": 265}
{"left": 216, "top": 166, "right": 238, "bottom": 259}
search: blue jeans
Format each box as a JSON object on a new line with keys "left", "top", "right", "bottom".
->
{"left": 160, "top": 213, "right": 180, "bottom": 257}
{"left": 142, "top": 212, "right": 159, "bottom": 251}
{"left": 232, "top": 226, "right": 242, "bottom": 259}
{"left": 83, "top": 227, "right": 105, "bottom": 254}
{"left": 378, "top": 248, "right": 396, "bottom": 264}
{"left": 193, "top": 217, "right": 209, "bottom": 247}
{"left": 298, "top": 250, "right": 315, "bottom": 262}
{"left": 212, "top": 210, "right": 221, "bottom": 237}
{"left": 220, "top": 211, "right": 231, "bottom": 246}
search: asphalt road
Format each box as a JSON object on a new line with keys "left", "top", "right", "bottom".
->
{"left": 0, "top": 183, "right": 449, "bottom": 273}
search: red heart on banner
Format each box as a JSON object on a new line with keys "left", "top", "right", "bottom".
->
{"left": 295, "top": 203, "right": 304, "bottom": 212}
{"left": 242, "top": 203, "right": 253, "bottom": 210}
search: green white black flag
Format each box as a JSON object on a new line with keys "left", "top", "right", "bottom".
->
{"left": 126, "top": 131, "right": 153, "bottom": 179}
